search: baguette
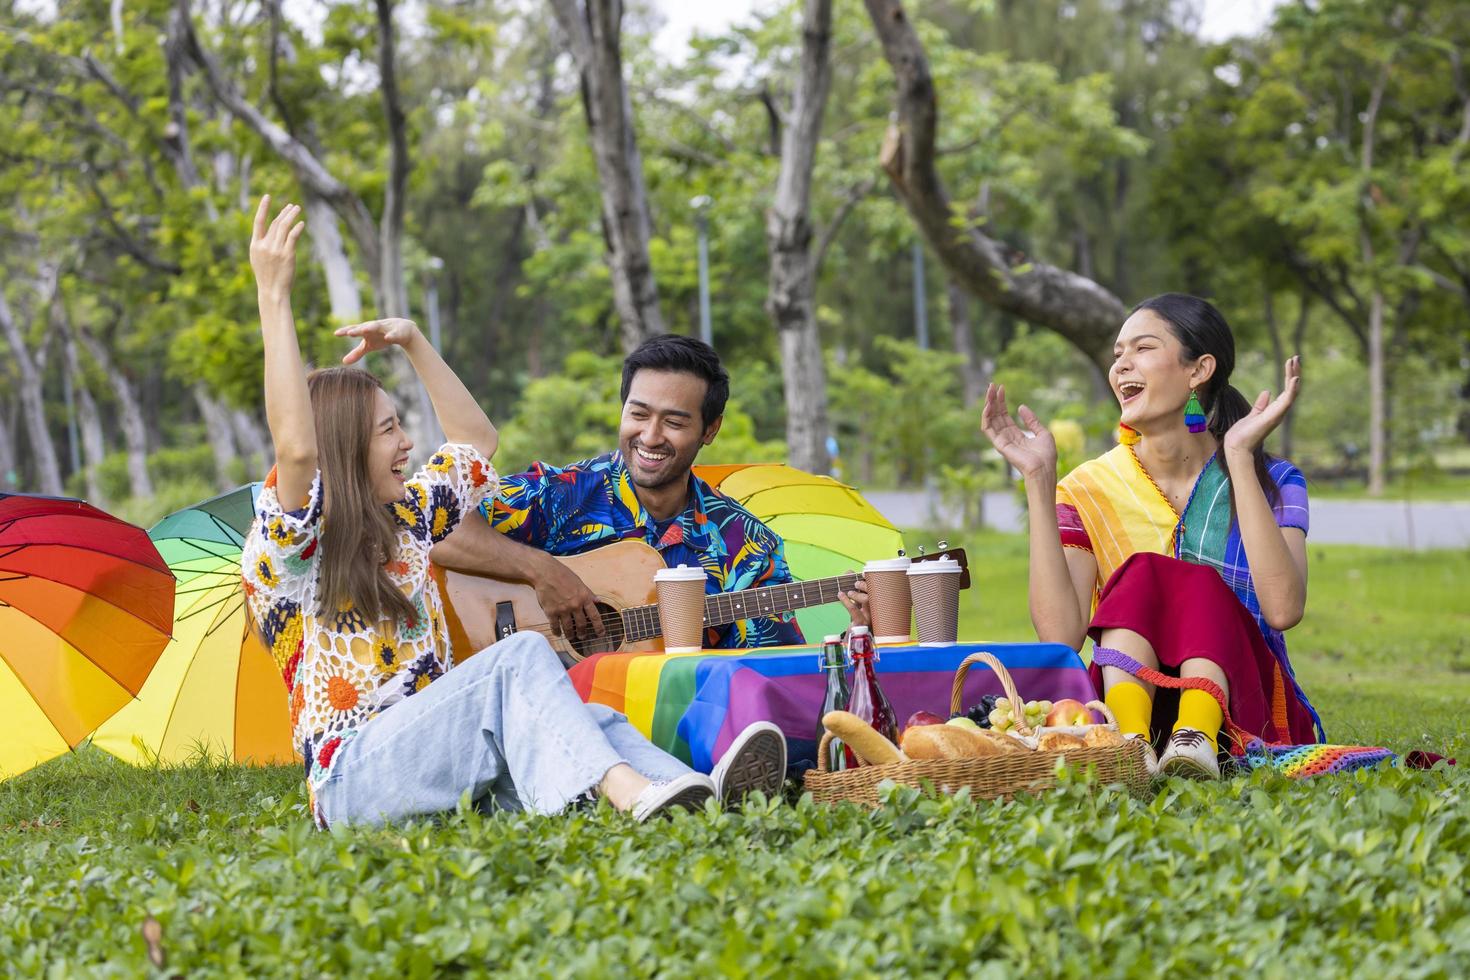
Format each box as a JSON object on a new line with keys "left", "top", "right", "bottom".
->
{"left": 899, "top": 724, "right": 1006, "bottom": 760}
{"left": 823, "top": 711, "right": 905, "bottom": 766}
{"left": 976, "top": 729, "right": 1031, "bottom": 754}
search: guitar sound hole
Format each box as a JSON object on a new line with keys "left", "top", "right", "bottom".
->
{"left": 570, "top": 602, "right": 626, "bottom": 657}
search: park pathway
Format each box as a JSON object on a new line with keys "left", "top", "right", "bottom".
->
{"left": 865, "top": 490, "right": 1470, "bottom": 551}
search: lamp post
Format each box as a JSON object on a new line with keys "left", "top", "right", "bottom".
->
{"left": 691, "top": 195, "right": 713, "bottom": 345}
{"left": 912, "top": 240, "right": 928, "bottom": 350}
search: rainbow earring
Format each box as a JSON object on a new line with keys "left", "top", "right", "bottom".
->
{"left": 1184, "top": 389, "right": 1207, "bottom": 433}
{"left": 1118, "top": 423, "right": 1140, "bottom": 446}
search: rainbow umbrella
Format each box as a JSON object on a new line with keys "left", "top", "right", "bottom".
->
{"left": 94, "top": 484, "right": 296, "bottom": 766}
{"left": 0, "top": 493, "right": 174, "bottom": 778}
{"left": 693, "top": 464, "right": 905, "bottom": 640}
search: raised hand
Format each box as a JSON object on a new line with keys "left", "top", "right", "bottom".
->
{"left": 979, "top": 383, "right": 1057, "bottom": 481}
{"left": 335, "top": 317, "right": 423, "bottom": 365}
{"left": 248, "top": 196, "right": 305, "bottom": 301}
{"left": 1223, "top": 356, "right": 1302, "bottom": 459}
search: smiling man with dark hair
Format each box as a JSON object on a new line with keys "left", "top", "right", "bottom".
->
{"left": 436, "top": 335, "right": 867, "bottom": 649}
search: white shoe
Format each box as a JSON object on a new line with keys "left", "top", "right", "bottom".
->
{"left": 1124, "top": 733, "right": 1160, "bottom": 778}
{"left": 710, "top": 721, "right": 787, "bottom": 806}
{"left": 630, "top": 772, "right": 716, "bottom": 823}
{"left": 1159, "top": 728, "right": 1220, "bottom": 780}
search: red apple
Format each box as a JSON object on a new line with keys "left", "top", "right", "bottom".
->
{"left": 1044, "top": 698, "right": 1094, "bottom": 727}
{"left": 904, "top": 710, "right": 947, "bottom": 732}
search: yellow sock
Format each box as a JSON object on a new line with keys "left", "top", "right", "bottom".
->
{"left": 1174, "top": 689, "right": 1223, "bottom": 752}
{"left": 1105, "top": 681, "right": 1153, "bottom": 739}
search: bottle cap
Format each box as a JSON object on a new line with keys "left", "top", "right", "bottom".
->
{"left": 822, "top": 634, "right": 844, "bottom": 644}
{"left": 849, "top": 625, "right": 871, "bottom": 636}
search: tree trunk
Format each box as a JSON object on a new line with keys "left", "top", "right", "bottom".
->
{"left": 231, "top": 408, "right": 270, "bottom": 480}
{"left": 0, "top": 401, "right": 17, "bottom": 491}
{"left": 548, "top": 0, "right": 665, "bottom": 351}
{"left": 59, "top": 309, "right": 108, "bottom": 504}
{"left": 861, "top": 0, "right": 1126, "bottom": 371}
{"left": 765, "top": 0, "right": 835, "bottom": 475}
{"left": 1366, "top": 283, "right": 1385, "bottom": 495}
{"left": 304, "top": 193, "right": 362, "bottom": 322}
{"left": 194, "top": 386, "right": 239, "bottom": 490}
{"left": 77, "top": 327, "right": 153, "bottom": 498}
{"left": 948, "top": 279, "right": 990, "bottom": 408}
{"left": 0, "top": 292, "right": 64, "bottom": 495}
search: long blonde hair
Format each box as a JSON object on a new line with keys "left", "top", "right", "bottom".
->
{"left": 307, "top": 367, "right": 416, "bottom": 624}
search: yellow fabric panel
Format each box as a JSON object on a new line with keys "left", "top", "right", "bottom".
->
{"left": 714, "top": 465, "right": 848, "bottom": 499}
{"left": 740, "top": 485, "right": 895, "bottom": 525}
{"left": 0, "top": 657, "right": 70, "bottom": 778}
{"left": 0, "top": 606, "right": 132, "bottom": 747}
{"left": 764, "top": 514, "right": 905, "bottom": 565}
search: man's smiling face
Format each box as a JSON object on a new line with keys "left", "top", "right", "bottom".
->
{"left": 618, "top": 369, "right": 722, "bottom": 492}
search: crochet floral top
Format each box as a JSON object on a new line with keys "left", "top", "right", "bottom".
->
{"left": 241, "top": 443, "right": 497, "bottom": 821}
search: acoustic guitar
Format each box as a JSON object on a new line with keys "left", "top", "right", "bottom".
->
{"left": 432, "top": 540, "right": 970, "bottom": 667}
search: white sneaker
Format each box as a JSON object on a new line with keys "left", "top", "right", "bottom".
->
{"left": 1159, "top": 728, "right": 1220, "bottom": 780}
{"left": 710, "top": 721, "right": 787, "bottom": 806}
{"left": 630, "top": 772, "right": 716, "bottom": 823}
{"left": 1124, "top": 733, "right": 1160, "bottom": 778}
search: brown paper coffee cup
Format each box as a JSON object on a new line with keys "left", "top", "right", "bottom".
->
{"left": 655, "top": 565, "right": 707, "bottom": 653}
{"left": 908, "top": 556, "right": 962, "bottom": 644}
{"left": 863, "top": 557, "right": 913, "bottom": 645}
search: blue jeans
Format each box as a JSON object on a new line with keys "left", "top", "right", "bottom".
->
{"left": 315, "top": 631, "right": 693, "bottom": 827}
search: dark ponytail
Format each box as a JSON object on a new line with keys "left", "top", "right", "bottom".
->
{"left": 1130, "top": 293, "right": 1280, "bottom": 515}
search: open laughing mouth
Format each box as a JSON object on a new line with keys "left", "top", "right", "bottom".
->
{"left": 1118, "top": 381, "right": 1145, "bottom": 404}
{"left": 391, "top": 458, "right": 409, "bottom": 479}
{"left": 633, "top": 445, "right": 672, "bottom": 467}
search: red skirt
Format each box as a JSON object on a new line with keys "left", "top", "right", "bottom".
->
{"left": 1086, "top": 552, "right": 1316, "bottom": 745}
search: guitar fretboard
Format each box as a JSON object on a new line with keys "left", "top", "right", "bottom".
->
{"left": 620, "top": 572, "right": 861, "bottom": 643}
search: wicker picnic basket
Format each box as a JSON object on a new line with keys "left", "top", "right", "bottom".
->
{"left": 804, "top": 651, "right": 1152, "bottom": 806}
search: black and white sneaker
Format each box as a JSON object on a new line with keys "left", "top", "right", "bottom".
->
{"left": 710, "top": 721, "right": 787, "bottom": 807}
{"left": 1159, "top": 728, "right": 1220, "bottom": 780}
{"left": 630, "top": 773, "right": 716, "bottom": 822}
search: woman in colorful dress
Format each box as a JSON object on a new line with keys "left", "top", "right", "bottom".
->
{"left": 241, "top": 196, "right": 781, "bottom": 827}
{"left": 980, "top": 293, "right": 1322, "bottom": 778}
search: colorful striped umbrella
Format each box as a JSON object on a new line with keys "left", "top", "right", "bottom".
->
{"left": 94, "top": 484, "right": 296, "bottom": 766}
{"left": 693, "top": 464, "right": 905, "bottom": 640}
{"left": 0, "top": 493, "right": 174, "bottom": 778}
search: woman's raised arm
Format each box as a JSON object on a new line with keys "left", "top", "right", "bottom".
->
{"left": 334, "top": 318, "right": 498, "bottom": 461}
{"left": 249, "top": 196, "right": 316, "bottom": 510}
{"left": 980, "top": 383, "right": 1094, "bottom": 649}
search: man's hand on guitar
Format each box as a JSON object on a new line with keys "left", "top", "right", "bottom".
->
{"left": 840, "top": 574, "right": 870, "bottom": 629}
{"left": 532, "top": 554, "right": 606, "bottom": 640}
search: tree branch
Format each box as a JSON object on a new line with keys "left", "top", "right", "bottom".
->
{"left": 861, "top": 0, "right": 1126, "bottom": 369}
{"left": 175, "top": 0, "right": 381, "bottom": 277}
{"left": 812, "top": 175, "right": 876, "bottom": 274}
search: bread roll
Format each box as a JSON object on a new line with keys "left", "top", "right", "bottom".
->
{"left": 1083, "top": 726, "right": 1126, "bottom": 748}
{"left": 1038, "top": 731, "right": 1088, "bottom": 752}
{"left": 900, "top": 724, "right": 1004, "bottom": 760}
{"left": 823, "top": 711, "right": 905, "bottom": 766}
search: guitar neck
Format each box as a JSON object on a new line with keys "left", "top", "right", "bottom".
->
{"left": 620, "top": 571, "right": 861, "bottom": 643}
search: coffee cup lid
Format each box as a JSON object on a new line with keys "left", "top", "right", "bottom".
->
{"left": 863, "top": 556, "right": 912, "bottom": 572}
{"left": 907, "top": 555, "right": 961, "bottom": 575}
{"left": 654, "top": 563, "right": 706, "bottom": 582}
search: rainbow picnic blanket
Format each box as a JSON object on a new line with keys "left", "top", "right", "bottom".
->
{"left": 568, "top": 642, "right": 1097, "bottom": 772}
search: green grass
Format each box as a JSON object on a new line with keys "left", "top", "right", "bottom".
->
{"left": 3, "top": 536, "right": 1468, "bottom": 976}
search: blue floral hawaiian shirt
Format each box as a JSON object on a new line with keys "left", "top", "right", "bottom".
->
{"left": 479, "top": 451, "right": 805, "bottom": 649}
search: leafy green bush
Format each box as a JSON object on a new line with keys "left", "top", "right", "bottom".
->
{"left": 1, "top": 750, "right": 1465, "bottom": 977}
